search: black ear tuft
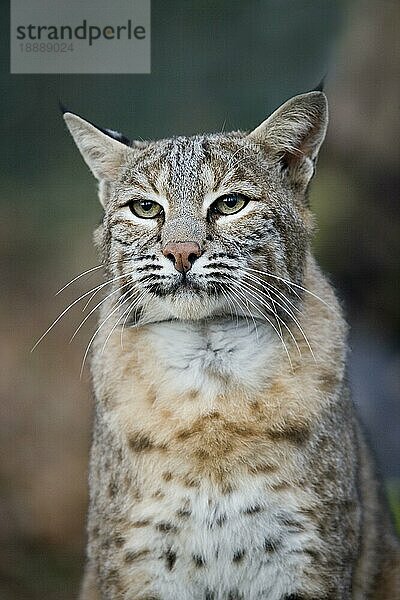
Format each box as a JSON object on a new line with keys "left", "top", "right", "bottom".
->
{"left": 59, "top": 100, "right": 69, "bottom": 115}
{"left": 312, "top": 77, "right": 326, "bottom": 93}
{"left": 58, "top": 101, "right": 132, "bottom": 147}
{"left": 101, "top": 127, "right": 132, "bottom": 147}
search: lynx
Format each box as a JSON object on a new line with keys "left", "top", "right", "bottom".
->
{"left": 63, "top": 90, "right": 399, "bottom": 599}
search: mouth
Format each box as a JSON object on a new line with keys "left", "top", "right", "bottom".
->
{"left": 148, "top": 272, "right": 209, "bottom": 298}
{"left": 125, "top": 269, "right": 230, "bottom": 324}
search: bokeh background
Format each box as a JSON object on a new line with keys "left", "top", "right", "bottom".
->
{"left": 1, "top": 0, "right": 399, "bottom": 597}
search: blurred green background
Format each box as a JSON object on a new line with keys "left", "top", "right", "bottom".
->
{"left": 1, "top": 0, "right": 399, "bottom": 597}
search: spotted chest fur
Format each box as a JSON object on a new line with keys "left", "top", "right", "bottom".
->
{"left": 114, "top": 479, "right": 322, "bottom": 600}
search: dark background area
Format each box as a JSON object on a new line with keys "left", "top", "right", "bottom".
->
{"left": 1, "top": 1, "right": 399, "bottom": 597}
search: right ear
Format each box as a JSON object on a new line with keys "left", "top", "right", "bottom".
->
{"left": 248, "top": 91, "right": 328, "bottom": 190}
{"left": 63, "top": 112, "right": 129, "bottom": 182}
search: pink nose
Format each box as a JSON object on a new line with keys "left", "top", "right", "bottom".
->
{"left": 162, "top": 241, "right": 202, "bottom": 273}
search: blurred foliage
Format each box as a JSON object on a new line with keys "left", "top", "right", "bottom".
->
{"left": 1, "top": 0, "right": 399, "bottom": 597}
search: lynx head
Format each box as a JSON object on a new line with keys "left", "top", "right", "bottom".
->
{"left": 64, "top": 91, "right": 327, "bottom": 325}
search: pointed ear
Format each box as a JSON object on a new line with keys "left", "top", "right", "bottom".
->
{"left": 63, "top": 112, "right": 129, "bottom": 181}
{"left": 249, "top": 91, "right": 328, "bottom": 188}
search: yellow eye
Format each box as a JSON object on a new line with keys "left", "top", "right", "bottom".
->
{"left": 212, "top": 193, "right": 248, "bottom": 216}
{"left": 129, "top": 200, "right": 163, "bottom": 219}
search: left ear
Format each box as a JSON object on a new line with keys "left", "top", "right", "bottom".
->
{"left": 63, "top": 112, "right": 131, "bottom": 182}
{"left": 248, "top": 91, "right": 328, "bottom": 189}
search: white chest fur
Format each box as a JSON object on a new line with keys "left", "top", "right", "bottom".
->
{"left": 141, "top": 318, "right": 282, "bottom": 400}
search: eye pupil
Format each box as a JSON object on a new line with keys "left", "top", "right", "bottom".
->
{"left": 211, "top": 193, "right": 248, "bottom": 216}
{"left": 225, "top": 197, "right": 238, "bottom": 208}
{"left": 129, "top": 199, "right": 163, "bottom": 219}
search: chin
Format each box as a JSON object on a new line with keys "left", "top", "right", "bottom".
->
{"left": 164, "top": 289, "right": 220, "bottom": 321}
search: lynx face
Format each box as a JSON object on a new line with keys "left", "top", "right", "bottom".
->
{"left": 64, "top": 92, "right": 327, "bottom": 325}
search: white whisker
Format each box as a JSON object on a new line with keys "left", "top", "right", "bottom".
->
{"left": 259, "top": 285, "right": 316, "bottom": 362}
{"left": 228, "top": 287, "right": 254, "bottom": 337}
{"left": 70, "top": 282, "right": 132, "bottom": 342}
{"left": 241, "top": 272, "right": 319, "bottom": 362}
{"left": 81, "top": 287, "right": 102, "bottom": 313}
{"left": 219, "top": 285, "right": 239, "bottom": 328}
{"left": 238, "top": 277, "right": 301, "bottom": 357}
{"left": 55, "top": 264, "right": 104, "bottom": 295}
{"left": 228, "top": 284, "right": 259, "bottom": 341}
{"left": 230, "top": 282, "right": 293, "bottom": 370}
{"left": 244, "top": 267, "right": 334, "bottom": 311}
{"left": 120, "top": 290, "right": 148, "bottom": 349}
{"left": 242, "top": 271, "right": 301, "bottom": 317}
{"left": 80, "top": 288, "right": 137, "bottom": 378}
{"left": 31, "top": 271, "right": 136, "bottom": 352}
{"left": 101, "top": 290, "right": 141, "bottom": 356}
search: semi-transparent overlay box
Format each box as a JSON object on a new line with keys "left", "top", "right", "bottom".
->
{"left": 10, "top": 0, "right": 150, "bottom": 74}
